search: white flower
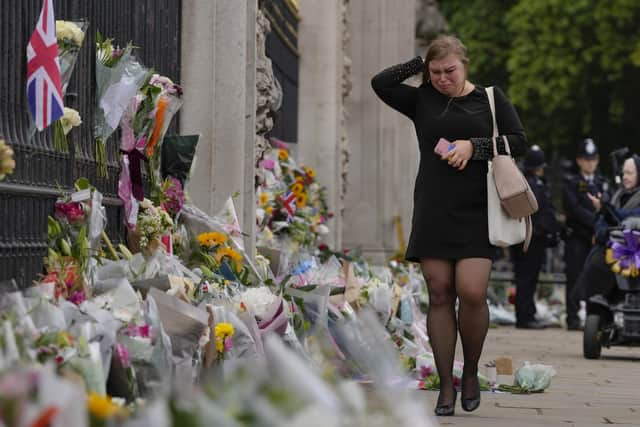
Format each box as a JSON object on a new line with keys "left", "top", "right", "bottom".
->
{"left": 56, "top": 20, "right": 84, "bottom": 47}
{"left": 238, "top": 286, "right": 277, "bottom": 318}
{"left": 59, "top": 107, "right": 82, "bottom": 135}
{"left": 140, "top": 198, "right": 154, "bottom": 210}
{"left": 316, "top": 224, "right": 330, "bottom": 235}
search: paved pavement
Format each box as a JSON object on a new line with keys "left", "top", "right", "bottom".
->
{"left": 422, "top": 326, "right": 640, "bottom": 426}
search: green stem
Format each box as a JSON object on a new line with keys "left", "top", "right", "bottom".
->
{"left": 54, "top": 121, "right": 69, "bottom": 153}
{"left": 95, "top": 138, "right": 107, "bottom": 177}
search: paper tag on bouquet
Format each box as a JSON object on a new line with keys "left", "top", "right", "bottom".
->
{"left": 71, "top": 188, "right": 91, "bottom": 202}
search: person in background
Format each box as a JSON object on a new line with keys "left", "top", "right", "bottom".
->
{"left": 562, "top": 138, "right": 609, "bottom": 330}
{"left": 579, "top": 155, "right": 640, "bottom": 301}
{"left": 512, "top": 146, "right": 560, "bottom": 329}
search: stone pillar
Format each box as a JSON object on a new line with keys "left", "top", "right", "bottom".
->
{"left": 297, "top": 0, "right": 345, "bottom": 248}
{"left": 181, "top": 0, "right": 257, "bottom": 256}
{"left": 342, "top": 0, "right": 418, "bottom": 262}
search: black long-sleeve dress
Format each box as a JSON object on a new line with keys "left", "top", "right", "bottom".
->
{"left": 371, "top": 57, "right": 528, "bottom": 262}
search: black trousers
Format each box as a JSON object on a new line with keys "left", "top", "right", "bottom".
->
{"left": 564, "top": 236, "right": 592, "bottom": 324}
{"left": 512, "top": 236, "right": 546, "bottom": 324}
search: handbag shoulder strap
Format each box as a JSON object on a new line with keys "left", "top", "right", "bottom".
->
{"left": 485, "top": 87, "right": 511, "bottom": 157}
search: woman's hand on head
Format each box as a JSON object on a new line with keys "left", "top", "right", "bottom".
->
{"left": 444, "top": 139, "right": 472, "bottom": 170}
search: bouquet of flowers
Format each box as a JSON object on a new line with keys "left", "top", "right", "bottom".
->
{"left": 256, "top": 139, "right": 333, "bottom": 249}
{"left": 118, "top": 74, "right": 183, "bottom": 226}
{"left": 95, "top": 34, "right": 148, "bottom": 176}
{"left": 132, "top": 199, "right": 174, "bottom": 253}
{"left": 606, "top": 229, "right": 640, "bottom": 278}
{"left": 0, "top": 139, "right": 15, "bottom": 180}
{"left": 52, "top": 20, "right": 88, "bottom": 152}
{"left": 56, "top": 20, "right": 88, "bottom": 93}
{"left": 45, "top": 212, "right": 90, "bottom": 305}
{"left": 54, "top": 107, "right": 82, "bottom": 152}
{"left": 191, "top": 230, "right": 250, "bottom": 285}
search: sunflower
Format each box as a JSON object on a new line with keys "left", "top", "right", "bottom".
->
{"left": 291, "top": 182, "right": 304, "bottom": 194}
{"left": 265, "top": 206, "right": 274, "bottom": 215}
{"left": 197, "top": 231, "right": 228, "bottom": 248}
{"left": 304, "top": 166, "right": 316, "bottom": 178}
{"left": 215, "top": 246, "right": 243, "bottom": 272}
{"left": 278, "top": 149, "right": 289, "bottom": 161}
{"left": 259, "top": 192, "right": 269, "bottom": 206}
{"left": 296, "top": 192, "right": 308, "bottom": 208}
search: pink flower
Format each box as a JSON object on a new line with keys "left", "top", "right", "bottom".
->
{"left": 138, "top": 324, "right": 151, "bottom": 338}
{"left": 420, "top": 365, "right": 434, "bottom": 379}
{"left": 224, "top": 337, "right": 233, "bottom": 352}
{"left": 54, "top": 202, "right": 85, "bottom": 224}
{"left": 114, "top": 343, "right": 131, "bottom": 369}
{"left": 270, "top": 138, "right": 287, "bottom": 149}
{"left": 260, "top": 158, "right": 275, "bottom": 170}
{"left": 55, "top": 355, "right": 64, "bottom": 364}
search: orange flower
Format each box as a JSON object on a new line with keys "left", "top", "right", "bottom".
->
{"left": 278, "top": 149, "right": 288, "bottom": 161}
{"left": 146, "top": 95, "right": 169, "bottom": 157}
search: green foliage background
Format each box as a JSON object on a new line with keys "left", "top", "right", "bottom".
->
{"left": 438, "top": 0, "right": 640, "bottom": 161}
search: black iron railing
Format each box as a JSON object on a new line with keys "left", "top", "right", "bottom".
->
{"left": 0, "top": 0, "right": 182, "bottom": 287}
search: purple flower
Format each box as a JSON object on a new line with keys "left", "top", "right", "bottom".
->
{"left": 611, "top": 230, "right": 640, "bottom": 270}
{"left": 224, "top": 337, "right": 233, "bottom": 352}
{"left": 161, "top": 177, "right": 185, "bottom": 215}
{"left": 69, "top": 290, "right": 85, "bottom": 305}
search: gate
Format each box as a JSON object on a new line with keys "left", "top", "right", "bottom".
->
{"left": 0, "top": 0, "right": 182, "bottom": 287}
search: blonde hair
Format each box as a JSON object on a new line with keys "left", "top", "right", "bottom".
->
{"left": 423, "top": 35, "right": 469, "bottom": 82}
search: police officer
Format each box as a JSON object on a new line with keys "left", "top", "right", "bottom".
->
{"left": 512, "top": 146, "right": 560, "bottom": 329}
{"left": 562, "top": 138, "right": 609, "bottom": 330}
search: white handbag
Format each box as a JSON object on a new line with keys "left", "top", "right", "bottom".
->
{"left": 485, "top": 87, "right": 530, "bottom": 250}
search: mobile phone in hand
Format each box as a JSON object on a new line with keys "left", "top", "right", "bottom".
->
{"left": 434, "top": 138, "right": 453, "bottom": 158}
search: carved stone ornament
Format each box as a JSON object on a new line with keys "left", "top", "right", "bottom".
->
{"left": 255, "top": 8, "right": 283, "bottom": 164}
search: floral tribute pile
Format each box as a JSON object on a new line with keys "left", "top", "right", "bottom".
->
{"left": 256, "top": 138, "right": 333, "bottom": 251}
{"left": 0, "top": 26, "right": 468, "bottom": 427}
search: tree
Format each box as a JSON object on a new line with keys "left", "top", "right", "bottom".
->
{"left": 440, "top": 0, "right": 640, "bottom": 162}
{"left": 506, "top": 0, "right": 640, "bottom": 158}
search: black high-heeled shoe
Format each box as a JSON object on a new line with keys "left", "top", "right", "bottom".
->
{"left": 434, "top": 387, "right": 457, "bottom": 416}
{"left": 461, "top": 376, "right": 481, "bottom": 412}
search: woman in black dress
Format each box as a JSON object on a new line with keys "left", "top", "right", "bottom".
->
{"left": 371, "top": 35, "right": 527, "bottom": 416}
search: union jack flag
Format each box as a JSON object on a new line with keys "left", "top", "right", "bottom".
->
{"left": 281, "top": 190, "right": 297, "bottom": 222}
{"left": 26, "top": 0, "right": 64, "bottom": 131}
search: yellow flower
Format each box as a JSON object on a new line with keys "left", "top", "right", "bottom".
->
{"left": 215, "top": 322, "right": 234, "bottom": 353}
{"left": 197, "top": 231, "right": 228, "bottom": 248}
{"left": 278, "top": 149, "right": 289, "bottom": 161}
{"left": 215, "top": 246, "right": 243, "bottom": 272}
{"left": 304, "top": 166, "right": 316, "bottom": 178}
{"left": 259, "top": 192, "right": 269, "bottom": 206}
{"left": 296, "top": 192, "right": 308, "bottom": 208}
{"left": 291, "top": 182, "right": 304, "bottom": 195}
{"left": 215, "top": 322, "right": 235, "bottom": 338}
{"left": 265, "top": 206, "right": 274, "bottom": 215}
{"left": 605, "top": 249, "right": 615, "bottom": 265}
{"left": 87, "top": 393, "right": 124, "bottom": 419}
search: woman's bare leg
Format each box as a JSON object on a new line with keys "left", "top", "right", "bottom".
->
{"left": 420, "top": 258, "right": 457, "bottom": 406}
